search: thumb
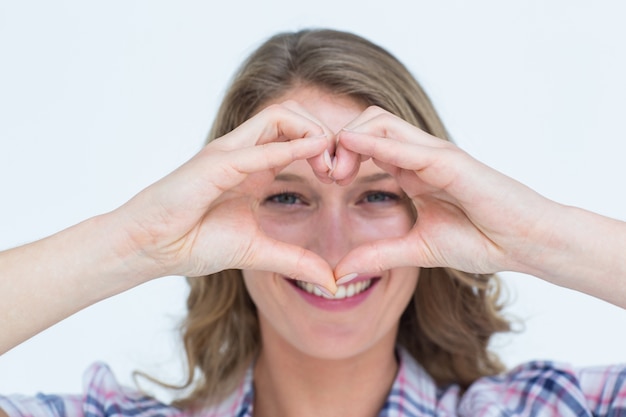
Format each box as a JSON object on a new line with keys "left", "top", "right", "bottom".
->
{"left": 246, "top": 238, "right": 337, "bottom": 293}
{"left": 335, "top": 236, "right": 428, "bottom": 279}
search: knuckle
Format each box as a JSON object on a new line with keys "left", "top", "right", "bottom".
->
{"left": 372, "top": 111, "right": 398, "bottom": 128}
{"left": 279, "top": 99, "right": 300, "bottom": 109}
{"left": 258, "top": 103, "right": 287, "bottom": 120}
{"left": 363, "top": 105, "right": 386, "bottom": 116}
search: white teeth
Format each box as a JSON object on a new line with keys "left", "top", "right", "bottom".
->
{"left": 296, "top": 279, "right": 373, "bottom": 300}
{"left": 335, "top": 286, "right": 346, "bottom": 299}
{"left": 313, "top": 285, "right": 324, "bottom": 296}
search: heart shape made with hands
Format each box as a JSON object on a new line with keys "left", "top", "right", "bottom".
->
{"left": 204, "top": 102, "right": 504, "bottom": 292}
{"left": 231, "top": 130, "right": 424, "bottom": 292}
{"left": 136, "top": 98, "right": 503, "bottom": 292}
{"left": 238, "top": 130, "right": 503, "bottom": 291}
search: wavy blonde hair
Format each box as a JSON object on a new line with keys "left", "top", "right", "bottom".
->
{"left": 174, "top": 29, "right": 510, "bottom": 409}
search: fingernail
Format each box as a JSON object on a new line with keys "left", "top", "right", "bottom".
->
{"left": 336, "top": 273, "right": 358, "bottom": 285}
{"left": 328, "top": 156, "right": 337, "bottom": 178}
{"left": 323, "top": 150, "right": 333, "bottom": 171}
{"left": 315, "top": 284, "right": 335, "bottom": 297}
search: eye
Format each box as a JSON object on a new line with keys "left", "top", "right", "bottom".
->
{"left": 265, "top": 192, "right": 305, "bottom": 206}
{"left": 360, "top": 191, "right": 400, "bottom": 204}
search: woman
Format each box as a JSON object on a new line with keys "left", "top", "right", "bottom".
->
{"left": 1, "top": 29, "right": 625, "bottom": 417}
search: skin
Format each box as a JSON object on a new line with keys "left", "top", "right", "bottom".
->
{"left": 0, "top": 102, "right": 338, "bottom": 355}
{"left": 1, "top": 75, "right": 626, "bottom": 417}
{"left": 333, "top": 107, "right": 626, "bottom": 307}
{"left": 243, "top": 87, "right": 419, "bottom": 417}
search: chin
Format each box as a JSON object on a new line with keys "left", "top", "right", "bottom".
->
{"left": 258, "top": 311, "right": 399, "bottom": 362}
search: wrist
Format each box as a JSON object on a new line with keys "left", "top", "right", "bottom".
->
{"left": 509, "top": 202, "right": 581, "bottom": 279}
{"left": 91, "top": 211, "right": 166, "bottom": 288}
{"left": 511, "top": 203, "right": 626, "bottom": 306}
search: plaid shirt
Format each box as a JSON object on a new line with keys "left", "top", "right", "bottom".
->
{"left": 2, "top": 348, "right": 626, "bottom": 416}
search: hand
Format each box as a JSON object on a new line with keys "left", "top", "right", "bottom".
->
{"left": 113, "top": 102, "right": 337, "bottom": 290}
{"left": 331, "top": 106, "right": 558, "bottom": 278}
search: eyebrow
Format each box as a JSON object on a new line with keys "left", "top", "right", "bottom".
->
{"left": 273, "top": 172, "right": 393, "bottom": 183}
{"left": 274, "top": 173, "right": 306, "bottom": 183}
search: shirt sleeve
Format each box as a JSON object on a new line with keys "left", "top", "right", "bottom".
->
{"left": 0, "top": 362, "right": 181, "bottom": 417}
{"left": 0, "top": 392, "right": 84, "bottom": 417}
{"left": 455, "top": 361, "right": 626, "bottom": 417}
{"left": 575, "top": 363, "right": 626, "bottom": 415}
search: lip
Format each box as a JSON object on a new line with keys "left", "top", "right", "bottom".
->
{"left": 286, "top": 276, "right": 380, "bottom": 312}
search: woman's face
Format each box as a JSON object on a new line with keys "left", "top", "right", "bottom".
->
{"left": 242, "top": 87, "right": 419, "bottom": 360}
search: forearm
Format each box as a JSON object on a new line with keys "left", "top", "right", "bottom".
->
{"left": 0, "top": 212, "right": 156, "bottom": 354}
{"left": 516, "top": 204, "right": 626, "bottom": 308}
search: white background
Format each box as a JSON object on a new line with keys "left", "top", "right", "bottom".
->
{"left": 1, "top": 0, "right": 625, "bottom": 402}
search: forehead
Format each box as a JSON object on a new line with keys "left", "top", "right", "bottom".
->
{"left": 271, "top": 86, "right": 366, "bottom": 133}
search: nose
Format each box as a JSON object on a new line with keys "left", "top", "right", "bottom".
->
{"left": 306, "top": 205, "right": 355, "bottom": 268}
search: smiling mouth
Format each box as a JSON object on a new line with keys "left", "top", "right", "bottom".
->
{"left": 295, "top": 279, "right": 374, "bottom": 300}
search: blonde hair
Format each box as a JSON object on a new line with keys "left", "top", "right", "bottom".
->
{"left": 174, "top": 29, "right": 510, "bottom": 408}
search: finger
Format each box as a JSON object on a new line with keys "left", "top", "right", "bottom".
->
{"left": 332, "top": 106, "right": 418, "bottom": 185}
{"left": 338, "top": 106, "right": 452, "bottom": 186}
{"left": 334, "top": 234, "right": 432, "bottom": 279}
{"left": 244, "top": 237, "right": 337, "bottom": 293}
{"left": 214, "top": 104, "right": 322, "bottom": 148}
{"left": 223, "top": 102, "right": 337, "bottom": 180}
{"left": 337, "top": 130, "right": 465, "bottom": 191}
{"left": 330, "top": 141, "right": 361, "bottom": 185}
{"left": 371, "top": 160, "right": 442, "bottom": 197}
{"left": 329, "top": 106, "right": 386, "bottom": 185}
{"left": 171, "top": 136, "right": 327, "bottom": 210}
{"left": 308, "top": 152, "right": 336, "bottom": 185}
{"left": 340, "top": 105, "right": 388, "bottom": 131}
{"left": 340, "top": 129, "right": 521, "bottom": 213}
{"left": 212, "top": 136, "right": 328, "bottom": 189}
{"left": 278, "top": 100, "right": 338, "bottom": 182}
{"left": 342, "top": 107, "right": 449, "bottom": 148}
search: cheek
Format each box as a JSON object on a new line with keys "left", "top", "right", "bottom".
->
{"left": 241, "top": 270, "right": 293, "bottom": 322}
{"left": 258, "top": 203, "right": 415, "bottom": 247}
{"left": 389, "top": 267, "right": 420, "bottom": 305}
{"left": 353, "top": 206, "right": 415, "bottom": 241}
{"left": 242, "top": 270, "right": 273, "bottom": 305}
{"left": 258, "top": 215, "right": 310, "bottom": 246}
